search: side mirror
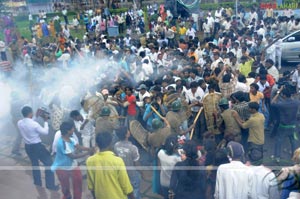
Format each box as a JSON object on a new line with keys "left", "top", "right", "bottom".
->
{"left": 288, "top": 37, "right": 296, "bottom": 42}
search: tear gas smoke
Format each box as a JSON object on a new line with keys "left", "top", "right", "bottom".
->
{"left": 0, "top": 81, "right": 12, "bottom": 126}
{"left": 0, "top": 56, "right": 121, "bottom": 135}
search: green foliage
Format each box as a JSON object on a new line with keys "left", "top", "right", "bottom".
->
{"left": 200, "top": 2, "right": 258, "bottom": 10}
{"left": 109, "top": 8, "right": 129, "bottom": 14}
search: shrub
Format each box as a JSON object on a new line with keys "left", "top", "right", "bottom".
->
{"left": 200, "top": 2, "right": 258, "bottom": 10}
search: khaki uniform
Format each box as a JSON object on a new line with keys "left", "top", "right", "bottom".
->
{"left": 95, "top": 117, "right": 119, "bottom": 134}
{"left": 202, "top": 92, "right": 222, "bottom": 134}
{"left": 220, "top": 109, "right": 241, "bottom": 142}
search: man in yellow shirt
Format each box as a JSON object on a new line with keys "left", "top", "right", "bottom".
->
{"left": 238, "top": 55, "right": 254, "bottom": 77}
{"left": 232, "top": 102, "right": 265, "bottom": 159}
{"left": 178, "top": 24, "right": 187, "bottom": 39}
{"left": 86, "top": 132, "right": 135, "bottom": 199}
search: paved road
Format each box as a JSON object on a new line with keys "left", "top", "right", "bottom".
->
{"left": 0, "top": 122, "right": 163, "bottom": 199}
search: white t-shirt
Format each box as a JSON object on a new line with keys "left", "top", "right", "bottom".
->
{"left": 157, "top": 149, "right": 181, "bottom": 187}
{"left": 185, "top": 87, "right": 205, "bottom": 112}
{"left": 52, "top": 130, "right": 79, "bottom": 155}
{"left": 186, "top": 28, "right": 196, "bottom": 39}
{"left": 249, "top": 165, "right": 280, "bottom": 199}
{"left": 257, "top": 81, "right": 270, "bottom": 93}
{"left": 215, "top": 161, "right": 255, "bottom": 199}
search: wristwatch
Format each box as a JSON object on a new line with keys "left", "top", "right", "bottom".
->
{"left": 277, "top": 91, "right": 281, "bottom": 94}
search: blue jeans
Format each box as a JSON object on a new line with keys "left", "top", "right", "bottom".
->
{"left": 274, "top": 124, "right": 297, "bottom": 158}
{"left": 130, "top": 173, "right": 141, "bottom": 199}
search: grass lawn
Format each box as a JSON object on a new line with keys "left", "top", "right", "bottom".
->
{"left": 1, "top": 14, "right": 86, "bottom": 42}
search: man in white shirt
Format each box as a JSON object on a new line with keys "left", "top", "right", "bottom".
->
{"left": 136, "top": 84, "right": 151, "bottom": 107}
{"left": 17, "top": 106, "right": 58, "bottom": 190}
{"left": 247, "top": 148, "right": 280, "bottom": 199}
{"left": 257, "top": 75, "right": 270, "bottom": 93}
{"left": 235, "top": 74, "right": 250, "bottom": 92}
{"left": 292, "top": 64, "right": 300, "bottom": 93}
{"left": 70, "top": 110, "right": 95, "bottom": 148}
{"left": 211, "top": 51, "right": 223, "bottom": 71}
{"left": 185, "top": 81, "right": 205, "bottom": 113}
{"left": 57, "top": 50, "right": 70, "bottom": 68}
{"left": 124, "top": 34, "right": 131, "bottom": 47}
{"left": 62, "top": 8, "right": 68, "bottom": 25}
{"left": 265, "top": 59, "right": 279, "bottom": 82}
{"left": 52, "top": 128, "right": 79, "bottom": 155}
{"left": 207, "top": 14, "right": 215, "bottom": 32}
{"left": 214, "top": 141, "right": 255, "bottom": 199}
{"left": 214, "top": 7, "right": 222, "bottom": 35}
{"left": 186, "top": 26, "right": 196, "bottom": 39}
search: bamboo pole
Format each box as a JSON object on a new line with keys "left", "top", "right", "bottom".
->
{"left": 190, "top": 107, "right": 203, "bottom": 140}
{"left": 150, "top": 105, "right": 164, "bottom": 120}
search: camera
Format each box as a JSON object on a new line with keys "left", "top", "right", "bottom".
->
{"left": 277, "top": 81, "right": 297, "bottom": 94}
{"left": 36, "top": 107, "right": 50, "bottom": 120}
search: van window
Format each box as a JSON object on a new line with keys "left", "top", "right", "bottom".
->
{"left": 285, "top": 31, "right": 300, "bottom": 42}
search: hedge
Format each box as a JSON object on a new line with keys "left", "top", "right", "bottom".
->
{"left": 109, "top": 8, "right": 129, "bottom": 14}
{"left": 200, "top": 2, "right": 258, "bottom": 10}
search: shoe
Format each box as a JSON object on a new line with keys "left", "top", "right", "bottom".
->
{"left": 276, "top": 158, "right": 281, "bottom": 163}
{"left": 46, "top": 185, "right": 59, "bottom": 191}
{"left": 270, "top": 155, "right": 275, "bottom": 160}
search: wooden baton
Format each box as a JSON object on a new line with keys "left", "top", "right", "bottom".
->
{"left": 150, "top": 105, "right": 164, "bottom": 120}
{"left": 190, "top": 107, "right": 204, "bottom": 140}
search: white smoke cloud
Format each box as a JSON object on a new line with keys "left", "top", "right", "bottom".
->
{"left": 0, "top": 56, "right": 121, "bottom": 134}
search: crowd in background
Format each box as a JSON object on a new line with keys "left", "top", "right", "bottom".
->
{"left": 3, "top": 2, "right": 300, "bottom": 199}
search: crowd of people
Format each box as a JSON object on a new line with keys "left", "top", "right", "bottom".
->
{"left": 3, "top": 2, "right": 300, "bottom": 199}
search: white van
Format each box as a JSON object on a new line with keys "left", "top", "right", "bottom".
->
{"left": 281, "top": 30, "right": 300, "bottom": 63}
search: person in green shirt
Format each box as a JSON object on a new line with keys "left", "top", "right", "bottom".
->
{"left": 238, "top": 55, "right": 254, "bottom": 77}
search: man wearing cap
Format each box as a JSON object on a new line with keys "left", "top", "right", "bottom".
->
{"left": 214, "top": 141, "right": 255, "bottom": 199}
{"left": 136, "top": 84, "right": 150, "bottom": 108}
{"left": 100, "top": 89, "right": 119, "bottom": 107}
{"left": 166, "top": 100, "right": 195, "bottom": 136}
{"left": 218, "top": 98, "right": 241, "bottom": 142}
{"left": 95, "top": 106, "right": 119, "bottom": 136}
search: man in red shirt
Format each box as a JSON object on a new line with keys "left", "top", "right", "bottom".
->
{"left": 124, "top": 87, "right": 137, "bottom": 127}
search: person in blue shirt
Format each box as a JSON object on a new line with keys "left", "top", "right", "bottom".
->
{"left": 51, "top": 121, "right": 92, "bottom": 199}
{"left": 143, "top": 96, "right": 166, "bottom": 131}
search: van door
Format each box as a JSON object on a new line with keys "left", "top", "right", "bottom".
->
{"left": 282, "top": 31, "right": 300, "bottom": 62}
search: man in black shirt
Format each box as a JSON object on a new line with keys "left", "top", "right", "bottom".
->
{"left": 271, "top": 87, "right": 300, "bottom": 162}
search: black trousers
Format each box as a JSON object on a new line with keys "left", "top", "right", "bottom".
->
{"left": 25, "top": 143, "right": 55, "bottom": 188}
